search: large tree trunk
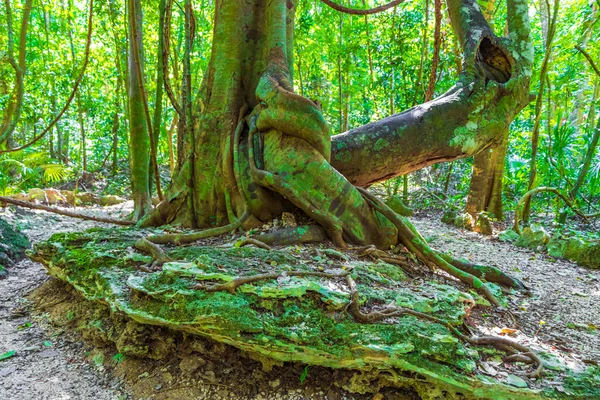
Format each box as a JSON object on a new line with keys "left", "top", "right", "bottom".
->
{"left": 144, "top": 0, "right": 532, "bottom": 251}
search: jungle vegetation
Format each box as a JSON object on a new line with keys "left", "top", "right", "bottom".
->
{"left": 0, "top": 0, "right": 599, "bottom": 396}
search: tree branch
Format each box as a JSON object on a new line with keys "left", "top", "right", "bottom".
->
{"left": 320, "top": 0, "right": 406, "bottom": 15}
{"left": 0, "top": 0, "right": 93, "bottom": 155}
{"left": 575, "top": 45, "right": 600, "bottom": 78}
{"left": 0, "top": 196, "right": 134, "bottom": 226}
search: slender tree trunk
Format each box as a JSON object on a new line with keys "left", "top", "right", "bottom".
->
{"left": 523, "top": 0, "right": 560, "bottom": 221}
{"left": 149, "top": 0, "right": 167, "bottom": 194}
{"left": 0, "top": 0, "right": 33, "bottom": 146}
{"left": 425, "top": 0, "right": 442, "bottom": 102}
{"left": 76, "top": 94, "right": 87, "bottom": 171}
{"left": 128, "top": 0, "right": 152, "bottom": 220}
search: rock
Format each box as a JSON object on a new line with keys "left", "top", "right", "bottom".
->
{"left": 498, "top": 229, "right": 520, "bottom": 243}
{"left": 44, "top": 188, "right": 67, "bottom": 205}
{"left": 515, "top": 225, "right": 550, "bottom": 250}
{"left": 441, "top": 209, "right": 457, "bottom": 225}
{"left": 76, "top": 192, "right": 97, "bottom": 204}
{"left": 27, "top": 188, "right": 47, "bottom": 202}
{"left": 179, "top": 355, "right": 207, "bottom": 373}
{"left": 96, "top": 195, "right": 126, "bottom": 206}
{"left": 0, "top": 219, "right": 30, "bottom": 276}
{"left": 61, "top": 190, "right": 77, "bottom": 205}
{"left": 548, "top": 236, "right": 600, "bottom": 269}
{"left": 454, "top": 212, "right": 475, "bottom": 230}
{"left": 474, "top": 213, "right": 493, "bottom": 235}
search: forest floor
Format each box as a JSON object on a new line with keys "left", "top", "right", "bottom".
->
{"left": 0, "top": 203, "right": 598, "bottom": 400}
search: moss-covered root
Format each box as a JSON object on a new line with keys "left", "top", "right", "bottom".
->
{"left": 247, "top": 125, "right": 347, "bottom": 248}
{"left": 345, "top": 275, "right": 544, "bottom": 379}
{"left": 254, "top": 225, "right": 328, "bottom": 246}
{"left": 356, "top": 187, "right": 502, "bottom": 307}
{"left": 133, "top": 238, "right": 173, "bottom": 270}
{"left": 435, "top": 252, "right": 527, "bottom": 291}
{"left": 196, "top": 269, "right": 350, "bottom": 294}
{"left": 146, "top": 210, "right": 251, "bottom": 245}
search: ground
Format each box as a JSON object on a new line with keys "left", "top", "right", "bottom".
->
{"left": 0, "top": 202, "right": 598, "bottom": 399}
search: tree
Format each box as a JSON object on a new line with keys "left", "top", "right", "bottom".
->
{"left": 138, "top": 0, "right": 533, "bottom": 305}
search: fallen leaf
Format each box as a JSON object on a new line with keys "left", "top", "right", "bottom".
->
{"left": 506, "top": 374, "right": 528, "bottom": 388}
{"left": 0, "top": 350, "right": 16, "bottom": 361}
{"left": 500, "top": 328, "right": 518, "bottom": 336}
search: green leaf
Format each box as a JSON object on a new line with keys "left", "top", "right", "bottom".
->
{"left": 113, "top": 353, "right": 125, "bottom": 364}
{"left": 0, "top": 350, "right": 16, "bottom": 361}
{"left": 506, "top": 374, "right": 528, "bottom": 388}
{"left": 43, "top": 341, "right": 53, "bottom": 347}
{"left": 299, "top": 366, "right": 309, "bottom": 383}
{"left": 17, "top": 322, "right": 32, "bottom": 330}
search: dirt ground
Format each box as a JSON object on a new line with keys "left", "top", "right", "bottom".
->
{"left": 0, "top": 203, "right": 598, "bottom": 399}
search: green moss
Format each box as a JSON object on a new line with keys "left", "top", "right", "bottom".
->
{"left": 30, "top": 227, "right": 600, "bottom": 399}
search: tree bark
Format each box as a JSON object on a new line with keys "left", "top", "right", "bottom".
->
{"left": 128, "top": 0, "right": 152, "bottom": 220}
{"left": 0, "top": 0, "right": 33, "bottom": 147}
{"left": 144, "top": 0, "right": 533, "bottom": 253}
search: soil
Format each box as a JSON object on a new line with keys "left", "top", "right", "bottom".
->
{"left": 0, "top": 203, "right": 598, "bottom": 399}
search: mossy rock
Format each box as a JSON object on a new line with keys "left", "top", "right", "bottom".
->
{"left": 441, "top": 209, "right": 458, "bottom": 225}
{"left": 515, "top": 225, "right": 550, "bottom": 250}
{"left": 0, "top": 218, "right": 30, "bottom": 276}
{"left": 548, "top": 236, "right": 600, "bottom": 269}
{"left": 29, "top": 227, "right": 600, "bottom": 399}
{"left": 474, "top": 213, "right": 493, "bottom": 236}
{"left": 498, "top": 229, "right": 520, "bottom": 243}
{"left": 454, "top": 212, "right": 475, "bottom": 230}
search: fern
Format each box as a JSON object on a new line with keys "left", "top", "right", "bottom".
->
{"left": 41, "top": 163, "right": 69, "bottom": 183}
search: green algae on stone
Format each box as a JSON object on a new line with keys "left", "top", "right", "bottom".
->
{"left": 30, "top": 227, "right": 600, "bottom": 399}
{"left": 548, "top": 235, "right": 600, "bottom": 269}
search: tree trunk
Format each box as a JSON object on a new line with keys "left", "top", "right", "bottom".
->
{"left": 143, "top": 0, "right": 533, "bottom": 255}
{"left": 127, "top": 0, "right": 152, "bottom": 220}
{"left": 463, "top": 0, "right": 509, "bottom": 221}
{"left": 522, "top": 0, "right": 559, "bottom": 221}
{"left": 0, "top": 0, "right": 33, "bottom": 147}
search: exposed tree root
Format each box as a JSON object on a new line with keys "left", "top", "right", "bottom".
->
{"left": 235, "top": 237, "right": 272, "bottom": 250}
{"left": 134, "top": 238, "right": 173, "bottom": 269}
{"left": 195, "top": 269, "right": 351, "bottom": 294}
{"left": 146, "top": 210, "right": 251, "bottom": 245}
{"left": 356, "top": 187, "right": 502, "bottom": 307}
{"left": 359, "top": 245, "right": 414, "bottom": 275}
{"left": 345, "top": 276, "right": 543, "bottom": 379}
{"left": 514, "top": 187, "right": 598, "bottom": 234}
{"left": 0, "top": 196, "right": 135, "bottom": 226}
{"left": 247, "top": 122, "right": 347, "bottom": 249}
{"left": 253, "top": 225, "right": 328, "bottom": 246}
{"left": 435, "top": 252, "right": 527, "bottom": 291}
